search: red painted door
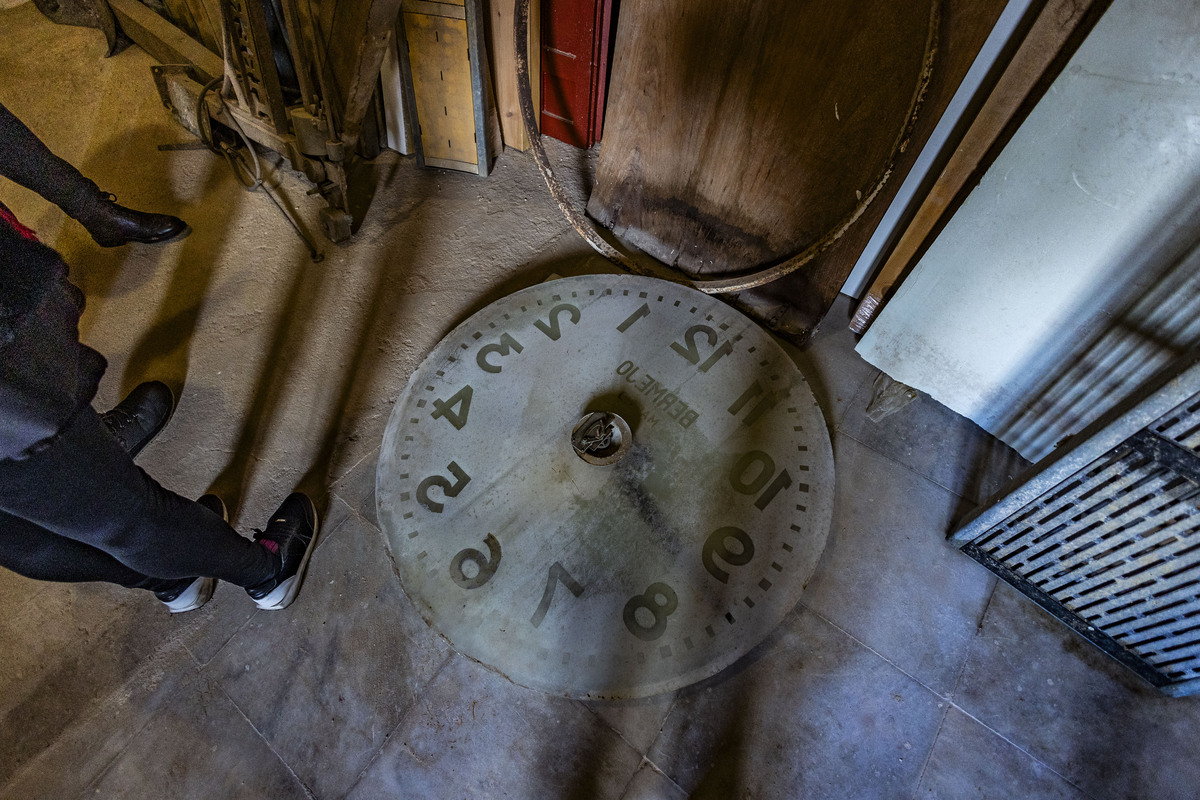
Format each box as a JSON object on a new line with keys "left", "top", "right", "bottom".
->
{"left": 540, "top": 0, "right": 616, "bottom": 148}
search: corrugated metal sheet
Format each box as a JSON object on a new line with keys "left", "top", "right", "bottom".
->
{"left": 994, "top": 245, "right": 1200, "bottom": 459}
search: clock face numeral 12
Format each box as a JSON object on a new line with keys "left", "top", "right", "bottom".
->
{"left": 671, "top": 324, "right": 733, "bottom": 373}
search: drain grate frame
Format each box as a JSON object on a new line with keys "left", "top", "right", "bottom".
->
{"left": 952, "top": 353, "right": 1200, "bottom": 697}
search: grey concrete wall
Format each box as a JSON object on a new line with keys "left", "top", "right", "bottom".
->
{"left": 856, "top": 0, "right": 1200, "bottom": 462}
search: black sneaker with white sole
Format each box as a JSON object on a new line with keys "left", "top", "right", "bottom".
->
{"left": 245, "top": 493, "right": 319, "bottom": 610}
{"left": 102, "top": 381, "right": 174, "bottom": 458}
{"left": 153, "top": 494, "right": 225, "bottom": 613}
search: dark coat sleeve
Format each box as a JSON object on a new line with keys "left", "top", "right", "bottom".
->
{"left": 0, "top": 213, "right": 106, "bottom": 460}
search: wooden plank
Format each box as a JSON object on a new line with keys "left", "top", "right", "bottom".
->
{"left": 405, "top": 10, "right": 479, "bottom": 165}
{"left": 487, "top": 0, "right": 540, "bottom": 150}
{"left": 162, "top": 0, "right": 220, "bottom": 55}
{"left": 409, "top": 0, "right": 466, "bottom": 19}
{"left": 190, "top": 0, "right": 223, "bottom": 54}
{"left": 381, "top": 27, "right": 417, "bottom": 154}
{"left": 587, "top": 0, "right": 1009, "bottom": 344}
{"left": 465, "top": 0, "right": 502, "bottom": 175}
{"left": 109, "top": 0, "right": 224, "bottom": 83}
{"left": 849, "top": 0, "right": 1109, "bottom": 334}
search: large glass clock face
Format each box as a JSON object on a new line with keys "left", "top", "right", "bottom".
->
{"left": 377, "top": 274, "right": 833, "bottom": 699}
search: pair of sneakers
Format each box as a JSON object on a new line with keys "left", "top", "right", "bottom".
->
{"left": 104, "top": 381, "right": 319, "bottom": 614}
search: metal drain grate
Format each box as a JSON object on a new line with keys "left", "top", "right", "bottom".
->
{"left": 953, "top": 357, "right": 1200, "bottom": 696}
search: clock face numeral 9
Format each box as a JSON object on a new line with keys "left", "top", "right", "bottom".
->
{"left": 623, "top": 582, "right": 679, "bottom": 641}
{"left": 670, "top": 324, "right": 734, "bottom": 373}
{"left": 450, "top": 533, "right": 502, "bottom": 589}
{"left": 417, "top": 461, "right": 471, "bottom": 512}
{"left": 431, "top": 385, "right": 473, "bottom": 430}
{"left": 534, "top": 303, "right": 581, "bottom": 341}
{"left": 702, "top": 526, "right": 755, "bottom": 584}
{"left": 730, "top": 450, "right": 793, "bottom": 511}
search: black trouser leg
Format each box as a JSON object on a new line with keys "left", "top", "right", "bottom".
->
{"left": 0, "top": 510, "right": 171, "bottom": 590}
{"left": 0, "top": 408, "right": 275, "bottom": 589}
{"left": 0, "top": 101, "right": 101, "bottom": 220}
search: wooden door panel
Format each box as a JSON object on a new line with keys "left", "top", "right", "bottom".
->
{"left": 405, "top": 10, "right": 478, "bottom": 165}
{"left": 540, "top": 0, "right": 611, "bottom": 147}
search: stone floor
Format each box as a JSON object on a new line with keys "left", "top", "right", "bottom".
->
{"left": 2, "top": 4, "right": 1200, "bottom": 799}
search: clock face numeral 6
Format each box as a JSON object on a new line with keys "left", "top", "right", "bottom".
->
{"left": 450, "top": 533, "right": 502, "bottom": 589}
{"left": 378, "top": 275, "right": 834, "bottom": 699}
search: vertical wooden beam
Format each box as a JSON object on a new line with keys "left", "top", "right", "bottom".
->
{"left": 328, "top": 0, "right": 407, "bottom": 153}
{"left": 488, "top": 0, "right": 540, "bottom": 150}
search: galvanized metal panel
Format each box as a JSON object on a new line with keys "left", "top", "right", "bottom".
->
{"left": 954, "top": 355, "right": 1200, "bottom": 694}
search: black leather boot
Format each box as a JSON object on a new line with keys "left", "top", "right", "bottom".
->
{"left": 79, "top": 192, "right": 189, "bottom": 248}
{"left": 0, "top": 104, "right": 188, "bottom": 246}
{"left": 101, "top": 380, "right": 175, "bottom": 458}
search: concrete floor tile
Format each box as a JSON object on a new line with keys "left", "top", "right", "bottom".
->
{"left": 801, "top": 437, "right": 996, "bottom": 694}
{"left": 839, "top": 376, "right": 1029, "bottom": 506}
{"left": 345, "top": 654, "right": 644, "bottom": 800}
{"left": 583, "top": 693, "right": 677, "bottom": 755}
{"left": 649, "top": 606, "right": 945, "bottom": 799}
{"left": 955, "top": 583, "right": 1200, "bottom": 800}
{"left": 178, "top": 584, "right": 262, "bottom": 666}
{"left": 619, "top": 760, "right": 688, "bottom": 800}
{"left": 914, "top": 707, "right": 1090, "bottom": 800}
{"left": 208, "top": 513, "right": 452, "bottom": 800}
{"left": 331, "top": 445, "right": 381, "bottom": 531}
{"left": 0, "top": 640, "right": 198, "bottom": 799}
{"left": 0, "top": 581, "right": 225, "bottom": 787}
{"left": 786, "top": 293, "right": 881, "bottom": 433}
{"left": 84, "top": 668, "right": 311, "bottom": 800}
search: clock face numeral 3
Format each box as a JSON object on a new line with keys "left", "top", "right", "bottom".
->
{"left": 377, "top": 275, "right": 833, "bottom": 699}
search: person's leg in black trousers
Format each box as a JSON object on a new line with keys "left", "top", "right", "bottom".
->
{"left": 0, "top": 107, "right": 319, "bottom": 613}
{"left": 0, "top": 102, "right": 188, "bottom": 247}
{"left": 0, "top": 407, "right": 277, "bottom": 610}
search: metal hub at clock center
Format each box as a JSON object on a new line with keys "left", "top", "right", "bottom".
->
{"left": 377, "top": 274, "right": 834, "bottom": 699}
{"left": 571, "top": 411, "right": 632, "bottom": 466}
